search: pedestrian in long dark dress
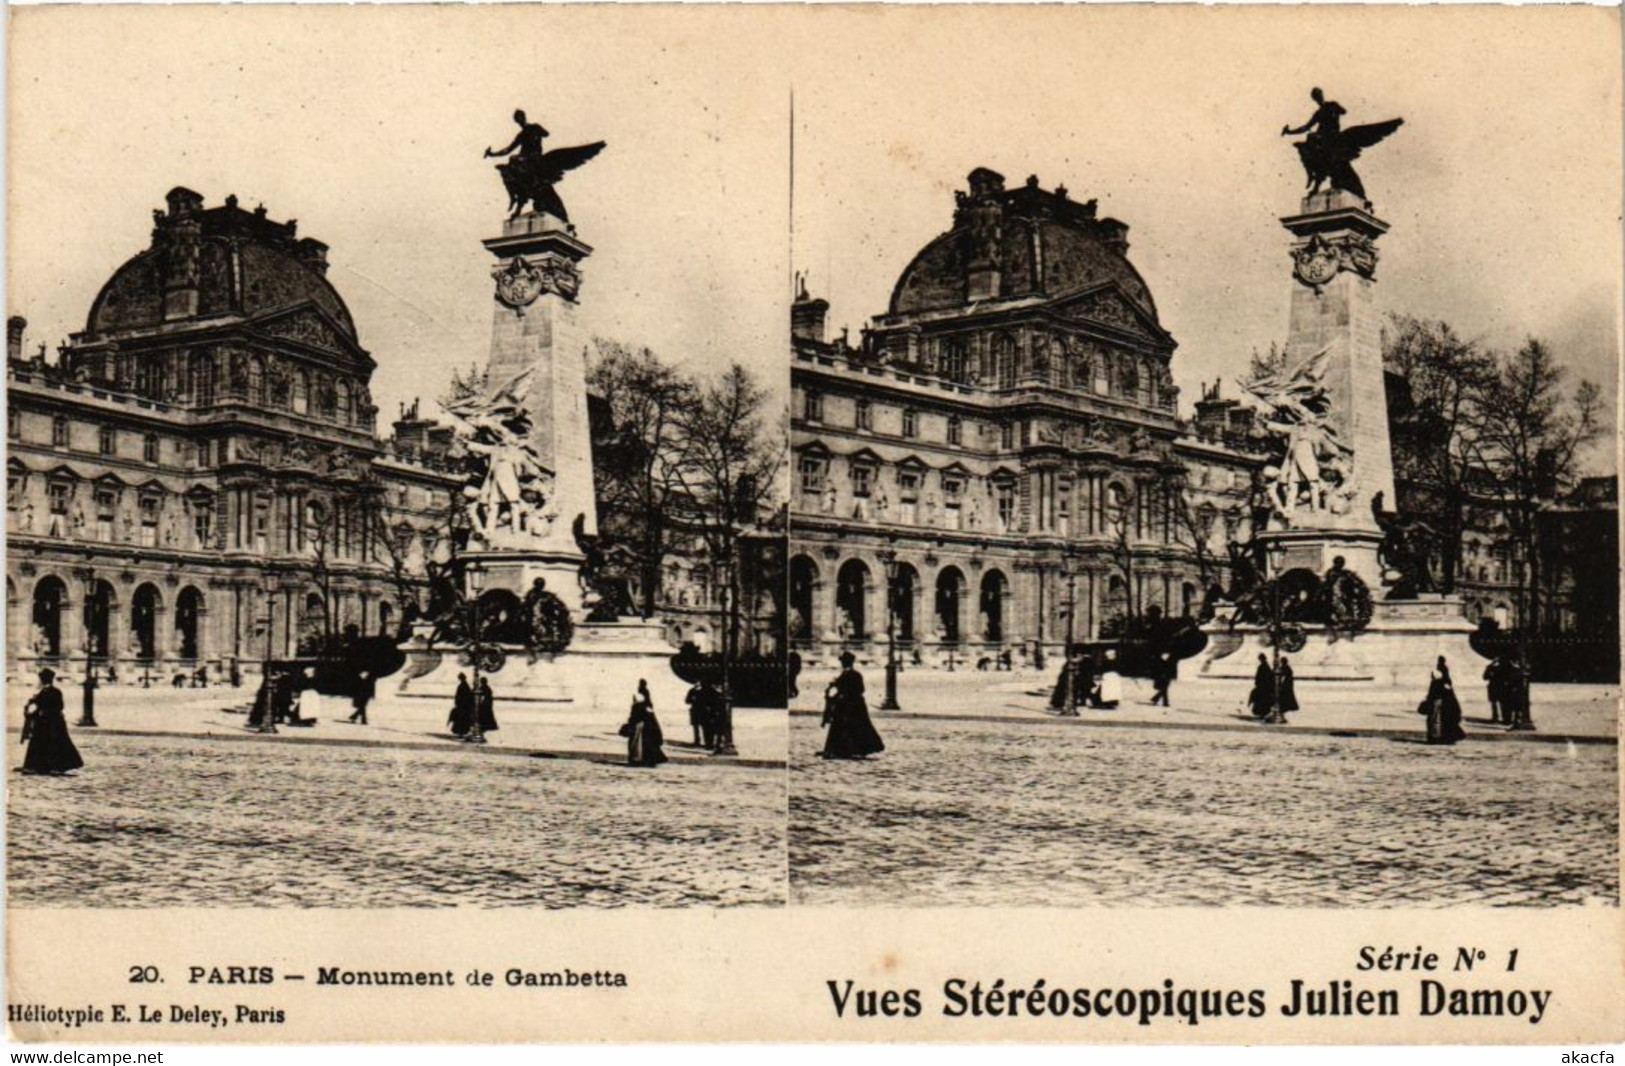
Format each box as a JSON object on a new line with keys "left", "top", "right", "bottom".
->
{"left": 1248, "top": 654, "right": 1276, "bottom": 718}
{"left": 1422, "top": 656, "right": 1465, "bottom": 745}
{"left": 448, "top": 673, "right": 474, "bottom": 736}
{"left": 20, "top": 669, "right": 83, "bottom": 775}
{"left": 622, "top": 679, "right": 668, "bottom": 767}
{"left": 821, "top": 652, "right": 885, "bottom": 759}
{"left": 475, "top": 678, "right": 499, "bottom": 736}
{"left": 1049, "top": 648, "right": 1092, "bottom": 715}
{"left": 1277, "top": 657, "right": 1300, "bottom": 713}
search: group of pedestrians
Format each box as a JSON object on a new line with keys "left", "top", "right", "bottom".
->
{"left": 1246, "top": 653, "right": 1300, "bottom": 719}
{"left": 1483, "top": 655, "right": 1531, "bottom": 726}
{"left": 684, "top": 680, "right": 734, "bottom": 754}
{"left": 1047, "top": 648, "right": 1127, "bottom": 715}
{"left": 447, "top": 673, "right": 499, "bottom": 742}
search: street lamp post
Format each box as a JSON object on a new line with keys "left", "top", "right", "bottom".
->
{"left": 466, "top": 563, "right": 487, "bottom": 745}
{"left": 258, "top": 581, "right": 278, "bottom": 734}
{"left": 1262, "top": 542, "right": 1289, "bottom": 726}
{"left": 877, "top": 543, "right": 900, "bottom": 711}
{"left": 1061, "top": 552, "right": 1080, "bottom": 715}
{"left": 77, "top": 644, "right": 98, "bottom": 728}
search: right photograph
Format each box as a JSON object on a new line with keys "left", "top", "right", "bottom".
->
{"left": 786, "top": 8, "right": 1620, "bottom": 907}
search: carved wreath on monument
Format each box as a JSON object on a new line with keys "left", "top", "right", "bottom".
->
{"left": 494, "top": 253, "right": 581, "bottom": 310}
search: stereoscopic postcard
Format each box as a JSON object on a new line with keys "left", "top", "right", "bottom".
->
{"left": 5, "top": 2, "right": 1621, "bottom": 1047}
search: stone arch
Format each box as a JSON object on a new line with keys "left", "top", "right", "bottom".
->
{"left": 979, "top": 568, "right": 1009, "bottom": 642}
{"left": 31, "top": 575, "right": 67, "bottom": 658}
{"left": 378, "top": 599, "right": 395, "bottom": 639}
{"left": 935, "top": 565, "right": 966, "bottom": 643}
{"left": 835, "top": 558, "right": 870, "bottom": 640}
{"left": 789, "top": 554, "right": 819, "bottom": 641}
{"left": 131, "top": 582, "right": 163, "bottom": 661}
{"left": 175, "top": 585, "right": 205, "bottom": 660}
{"left": 1182, "top": 581, "right": 1199, "bottom": 619}
{"left": 892, "top": 562, "right": 920, "bottom": 643}
{"left": 84, "top": 578, "right": 117, "bottom": 660}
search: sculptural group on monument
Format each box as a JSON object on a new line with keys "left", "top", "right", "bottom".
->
{"left": 440, "top": 366, "right": 560, "bottom": 548}
{"left": 1238, "top": 345, "right": 1357, "bottom": 523}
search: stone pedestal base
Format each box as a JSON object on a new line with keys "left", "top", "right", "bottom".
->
{"left": 1195, "top": 596, "right": 1484, "bottom": 687}
{"left": 1258, "top": 529, "right": 1385, "bottom": 591}
{"left": 395, "top": 619, "right": 684, "bottom": 712}
{"left": 464, "top": 548, "right": 587, "bottom": 616}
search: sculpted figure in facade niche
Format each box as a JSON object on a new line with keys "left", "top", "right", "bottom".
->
{"left": 21, "top": 502, "right": 36, "bottom": 533}
{"left": 821, "top": 480, "right": 838, "bottom": 515}
{"left": 871, "top": 485, "right": 889, "bottom": 521}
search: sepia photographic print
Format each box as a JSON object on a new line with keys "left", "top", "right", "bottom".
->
{"left": 786, "top": 6, "right": 1621, "bottom": 915}
{"left": 6, "top": 6, "right": 791, "bottom": 914}
{"left": 5, "top": 1, "right": 1624, "bottom": 1050}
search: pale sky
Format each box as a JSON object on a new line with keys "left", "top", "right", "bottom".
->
{"left": 7, "top": 6, "right": 791, "bottom": 423}
{"left": 784, "top": 6, "right": 1622, "bottom": 473}
{"left": 7, "top": 7, "right": 1621, "bottom": 475}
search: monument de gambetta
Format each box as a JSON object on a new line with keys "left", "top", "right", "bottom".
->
{"left": 1196, "top": 91, "right": 1482, "bottom": 686}
{"left": 394, "top": 113, "right": 687, "bottom": 712}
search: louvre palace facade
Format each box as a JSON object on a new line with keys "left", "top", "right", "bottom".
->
{"left": 6, "top": 188, "right": 462, "bottom": 681}
{"left": 789, "top": 168, "right": 1265, "bottom": 667}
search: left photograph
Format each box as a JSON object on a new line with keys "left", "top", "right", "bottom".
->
{"left": 6, "top": 7, "right": 790, "bottom": 908}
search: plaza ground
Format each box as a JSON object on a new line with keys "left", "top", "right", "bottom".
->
{"left": 8, "top": 729, "right": 787, "bottom": 908}
{"left": 7, "top": 681, "right": 787, "bottom": 767}
{"left": 790, "top": 670, "right": 1619, "bottom": 907}
{"left": 790, "top": 666, "right": 1619, "bottom": 740}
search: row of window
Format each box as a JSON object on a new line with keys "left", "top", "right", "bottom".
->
{"left": 9, "top": 409, "right": 214, "bottom": 468}
{"left": 805, "top": 392, "right": 973, "bottom": 446}
{"left": 802, "top": 392, "right": 1085, "bottom": 454}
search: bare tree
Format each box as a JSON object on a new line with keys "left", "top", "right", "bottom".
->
{"left": 1382, "top": 314, "right": 1496, "bottom": 591}
{"left": 672, "top": 362, "right": 786, "bottom": 663}
{"left": 586, "top": 339, "right": 695, "bottom": 618}
{"left": 1472, "top": 338, "right": 1602, "bottom": 633}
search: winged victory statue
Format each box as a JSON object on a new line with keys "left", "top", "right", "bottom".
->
{"left": 484, "top": 110, "right": 606, "bottom": 222}
{"left": 1281, "top": 88, "right": 1403, "bottom": 203}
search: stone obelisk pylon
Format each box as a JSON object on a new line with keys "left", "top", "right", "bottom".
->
{"left": 472, "top": 211, "right": 598, "bottom": 611}
{"left": 1264, "top": 187, "right": 1395, "bottom": 588}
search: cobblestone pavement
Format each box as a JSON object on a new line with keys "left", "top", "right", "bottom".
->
{"left": 790, "top": 716, "right": 1618, "bottom": 907}
{"left": 10, "top": 733, "right": 787, "bottom": 908}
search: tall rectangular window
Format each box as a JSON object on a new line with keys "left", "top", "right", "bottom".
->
{"left": 901, "top": 408, "right": 918, "bottom": 439}
{"left": 193, "top": 502, "right": 213, "bottom": 547}
{"left": 854, "top": 399, "right": 871, "bottom": 431}
{"left": 803, "top": 390, "right": 823, "bottom": 422}
{"left": 139, "top": 495, "right": 160, "bottom": 547}
{"left": 95, "top": 489, "right": 117, "bottom": 542}
{"left": 98, "top": 427, "right": 116, "bottom": 456}
{"left": 1000, "top": 423, "right": 1013, "bottom": 450}
{"left": 851, "top": 465, "right": 873, "bottom": 499}
{"left": 9, "top": 408, "right": 21, "bottom": 439}
{"left": 143, "top": 434, "right": 160, "bottom": 464}
{"left": 947, "top": 416, "right": 962, "bottom": 446}
{"left": 798, "top": 457, "right": 825, "bottom": 497}
{"left": 51, "top": 416, "right": 69, "bottom": 448}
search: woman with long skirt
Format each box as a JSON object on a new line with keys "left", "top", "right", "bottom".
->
{"left": 20, "top": 669, "right": 83, "bottom": 776}
{"left": 1247, "top": 654, "right": 1276, "bottom": 718}
{"left": 821, "top": 652, "right": 885, "bottom": 759}
{"left": 1421, "top": 656, "right": 1465, "bottom": 745}
{"left": 622, "top": 679, "right": 668, "bottom": 767}
{"left": 1277, "top": 657, "right": 1300, "bottom": 714}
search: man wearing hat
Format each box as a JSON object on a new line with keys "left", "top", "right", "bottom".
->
{"left": 20, "top": 668, "right": 84, "bottom": 775}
